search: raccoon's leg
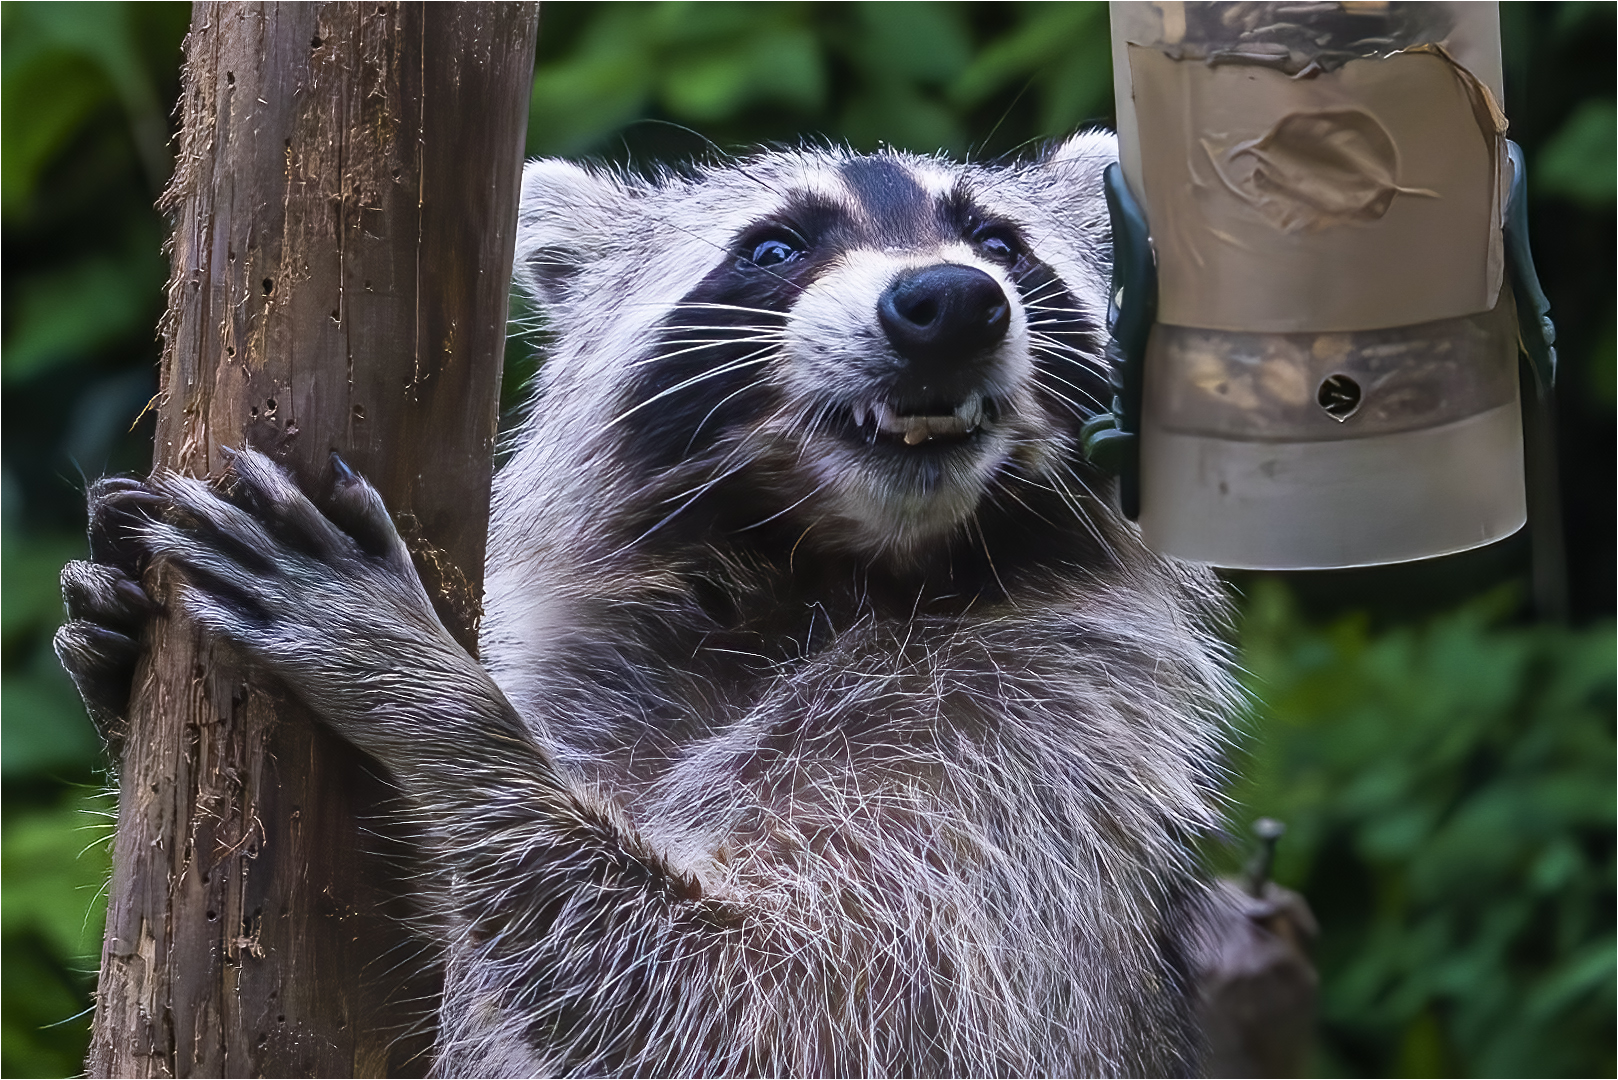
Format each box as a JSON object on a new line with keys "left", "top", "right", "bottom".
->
{"left": 131, "top": 451, "right": 785, "bottom": 1072}
{"left": 54, "top": 478, "right": 164, "bottom": 749}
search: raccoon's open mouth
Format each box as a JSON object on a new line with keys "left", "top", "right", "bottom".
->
{"left": 837, "top": 394, "right": 1000, "bottom": 449}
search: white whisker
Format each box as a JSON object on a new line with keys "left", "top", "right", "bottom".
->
{"left": 608, "top": 350, "right": 776, "bottom": 427}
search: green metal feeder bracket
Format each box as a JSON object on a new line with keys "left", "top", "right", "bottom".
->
{"left": 1084, "top": 142, "right": 1557, "bottom": 520}
{"left": 1506, "top": 140, "right": 1558, "bottom": 398}
{"left": 1083, "top": 161, "right": 1155, "bottom": 520}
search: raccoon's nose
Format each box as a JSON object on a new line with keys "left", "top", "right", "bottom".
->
{"left": 878, "top": 265, "right": 1011, "bottom": 368}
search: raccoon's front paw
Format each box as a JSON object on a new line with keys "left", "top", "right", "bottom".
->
{"left": 54, "top": 478, "right": 165, "bottom": 747}
{"left": 142, "top": 448, "right": 458, "bottom": 728}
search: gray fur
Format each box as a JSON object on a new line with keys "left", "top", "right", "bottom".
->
{"left": 61, "top": 134, "right": 1236, "bottom": 1077}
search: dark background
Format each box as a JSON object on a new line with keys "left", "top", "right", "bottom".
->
{"left": 3, "top": 3, "right": 1612, "bottom": 1075}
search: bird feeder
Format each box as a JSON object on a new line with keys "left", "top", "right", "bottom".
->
{"left": 1097, "top": 1, "right": 1555, "bottom": 569}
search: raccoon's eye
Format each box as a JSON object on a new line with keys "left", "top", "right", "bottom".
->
{"left": 971, "top": 225, "right": 1022, "bottom": 266}
{"left": 746, "top": 233, "right": 806, "bottom": 268}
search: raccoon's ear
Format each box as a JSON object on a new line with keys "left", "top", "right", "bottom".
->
{"left": 513, "top": 159, "right": 633, "bottom": 307}
{"left": 1007, "top": 132, "right": 1117, "bottom": 296}
{"left": 1041, "top": 130, "right": 1117, "bottom": 197}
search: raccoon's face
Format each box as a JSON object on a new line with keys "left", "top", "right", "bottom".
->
{"left": 514, "top": 135, "right": 1115, "bottom": 565}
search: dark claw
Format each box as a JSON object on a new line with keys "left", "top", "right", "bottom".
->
{"left": 108, "top": 487, "right": 168, "bottom": 510}
{"left": 88, "top": 481, "right": 167, "bottom": 572}
{"left": 66, "top": 621, "right": 141, "bottom": 665}
{"left": 62, "top": 561, "right": 154, "bottom": 630}
{"left": 113, "top": 576, "right": 156, "bottom": 614}
{"left": 61, "top": 476, "right": 170, "bottom": 742}
{"left": 324, "top": 457, "right": 407, "bottom": 565}
{"left": 146, "top": 475, "right": 281, "bottom": 577}
{"left": 216, "top": 447, "right": 350, "bottom": 562}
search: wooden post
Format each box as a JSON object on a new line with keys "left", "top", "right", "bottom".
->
{"left": 87, "top": 4, "right": 538, "bottom": 1075}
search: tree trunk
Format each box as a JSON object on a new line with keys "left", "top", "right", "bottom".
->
{"left": 87, "top": 4, "right": 538, "bottom": 1075}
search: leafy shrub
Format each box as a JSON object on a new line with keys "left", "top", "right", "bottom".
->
{"left": 1234, "top": 581, "right": 1615, "bottom": 1077}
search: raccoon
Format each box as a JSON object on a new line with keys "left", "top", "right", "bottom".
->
{"left": 57, "top": 133, "right": 1236, "bottom": 1077}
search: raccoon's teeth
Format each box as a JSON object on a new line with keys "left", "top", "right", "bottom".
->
{"left": 851, "top": 403, "right": 868, "bottom": 428}
{"left": 954, "top": 395, "right": 984, "bottom": 432}
{"left": 868, "top": 398, "right": 983, "bottom": 443}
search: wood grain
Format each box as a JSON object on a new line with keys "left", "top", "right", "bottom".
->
{"left": 87, "top": 5, "right": 538, "bottom": 1075}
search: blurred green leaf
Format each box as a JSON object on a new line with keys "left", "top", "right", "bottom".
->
{"left": 1, "top": 793, "right": 111, "bottom": 1076}
{"left": 651, "top": 0, "right": 768, "bottom": 46}
{"left": 662, "top": 28, "right": 824, "bottom": 121}
{"left": 662, "top": 50, "right": 755, "bottom": 121}
{"left": 1, "top": 1, "right": 174, "bottom": 211}
{"left": 528, "top": 2, "right": 830, "bottom": 156}
{"left": 1038, "top": 31, "right": 1114, "bottom": 133}
{"left": 854, "top": 3, "right": 972, "bottom": 88}
{"left": 1536, "top": 98, "right": 1617, "bottom": 209}
{"left": 528, "top": 6, "right": 659, "bottom": 157}
{"left": 1234, "top": 580, "right": 1616, "bottom": 1077}
{"left": 2, "top": 3, "right": 160, "bottom": 123}
{"left": 2, "top": 241, "right": 164, "bottom": 383}
{"left": 840, "top": 79, "right": 965, "bottom": 155}
{"left": 1, "top": 794, "right": 112, "bottom": 961}
{"left": 1, "top": 532, "right": 82, "bottom": 647}
{"left": 1, "top": 936, "right": 93, "bottom": 1079}
{"left": 1582, "top": 313, "right": 1615, "bottom": 406}
{"left": 2, "top": 657, "right": 102, "bottom": 780}
{"left": 0, "top": 47, "right": 111, "bottom": 217}
{"left": 1524, "top": 935, "right": 1617, "bottom": 1019}
{"left": 1552, "top": 2, "right": 1615, "bottom": 36}
{"left": 952, "top": 3, "right": 1105, "bottom": 107}
{"left": 2, "top": 528, "right": 102, "bottom": 780}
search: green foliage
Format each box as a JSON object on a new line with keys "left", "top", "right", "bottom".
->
{"left": 1235, "top": 581, "right": 1616, "bottom": 1077}
{"left": 1536, "top": 98, "right": 1617, "bottom": 210}
{"left": 834, "top": 3, "right": 974, "bottom": 153}
{"left": 1, "top": 793, "right": 114, "bottom": 1079}
{"left": 2, "top": 2, "right": 186, "bottom": 1072}
{"left": 2, "top": 529, "right": 104, "bottom": 779}
{"left": 1, "top": 219, "right": 166, "bottom": 384}
{"left": 527, "top": 2, "right": 831, "bottom": 156}
{"left": 949, "top": 3, "right": 1111, "bottom": 136}
{"left": 0, "top": 1, "right": 182, "bottom": 215}
{"left": 526, "top": 2, "right": 1114, "bottom": 160}
{"left": 1585, "top": 319, "right": 1616, "bottom": 407}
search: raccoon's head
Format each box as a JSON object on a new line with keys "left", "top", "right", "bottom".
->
{"left": 513, "top": 135, "right": 1117, "bottom": 567}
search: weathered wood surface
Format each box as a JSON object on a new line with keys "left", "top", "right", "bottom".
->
{"left": 88, "top": 4, "right": 538, "bottom": 1075}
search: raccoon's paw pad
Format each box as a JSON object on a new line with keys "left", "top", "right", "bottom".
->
{"left": 53, "top": 616, "right": 140, "bottom": 744}
{"left": 56, "top": 554, "right": 158, "bottom": 746}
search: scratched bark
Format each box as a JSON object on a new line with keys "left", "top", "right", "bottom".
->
{"left": 87, "top": 5, "right": 538, "bottom": 1076}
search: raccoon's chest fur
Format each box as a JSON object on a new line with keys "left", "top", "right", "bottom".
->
{"left": 433, "top": 135, "right": 1234, "bottom": 1077}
